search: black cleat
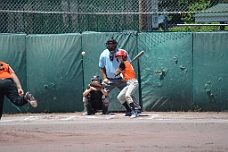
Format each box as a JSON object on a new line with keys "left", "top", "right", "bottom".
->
{"left": 25, "top": 92, "right": 37, "bottom": 108}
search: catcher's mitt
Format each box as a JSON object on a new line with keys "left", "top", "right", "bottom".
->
{"left": 90, "top": 81, "right": 102, "bottom": 88}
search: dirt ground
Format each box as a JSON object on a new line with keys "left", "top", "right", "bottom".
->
{"left": 1, "top": 112, "right": 228, "bottom": 152}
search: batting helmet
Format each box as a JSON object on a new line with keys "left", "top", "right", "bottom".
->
{"left": 115, "top": 49, "right": 127, "bottom": 61}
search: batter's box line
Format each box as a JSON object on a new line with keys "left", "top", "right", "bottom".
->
{"left": 0, "top": 119, "right": 13, "bottom": 122}
{"left": 106, "top": 115, "right": 116, "bottom": 119}
{"left": 60, "top": 116, "right": 76, "bottom": 120}
{"left": 24, "top": 116, "right": 40, "bottom": 121}
{"left": 138, "top": 114, "right": 159, "bottom": 119}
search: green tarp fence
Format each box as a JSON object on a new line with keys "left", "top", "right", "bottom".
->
{"left": 193, "top": 32, "right": 228, "bottom": 111}
{"left": 1, "top": 32, "right": 228, "bottom": 114}
{"left": 0, "top": 34, "right": 27, "bottom": 113}
{"left": 138, "top": 32, "right": 193, "bottom": 111}
{"left": 26, "top": 33, "right": 83, "bottom": 113}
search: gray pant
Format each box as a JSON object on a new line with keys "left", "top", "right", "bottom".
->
{"left": 103, "top": 78, "right": 141, "bottom": 110}
{"left": 117, "top": 79, "right": 139, "bottom": 105}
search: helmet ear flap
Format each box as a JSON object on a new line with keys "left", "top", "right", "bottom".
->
{"left": 123, "top": 55, "right": 127, "bottom": 61}
{"left": 123, "top": 51, "right": 127, "bottom": 61}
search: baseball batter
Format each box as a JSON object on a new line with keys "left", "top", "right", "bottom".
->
{"left": 114, "top": 50, "right": 139, "bottom": 118}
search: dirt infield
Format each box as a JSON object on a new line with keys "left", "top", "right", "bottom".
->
{"left": 1, "top": 112, "right": 228, "bottom": 152}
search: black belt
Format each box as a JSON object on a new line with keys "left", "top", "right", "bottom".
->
{"left": 0, "top": 78, "right": 7, "bottom": 81}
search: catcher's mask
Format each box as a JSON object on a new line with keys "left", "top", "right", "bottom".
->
{"left": 91, "top": 75, "right": 102, "bottom": 84}
{"left": 106, "top": 39, "right": 117, "bottom": 53}
{"left": 115, "top": 49, "right": 127, "bottom": 61}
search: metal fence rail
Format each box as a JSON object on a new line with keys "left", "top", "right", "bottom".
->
{"left": 0, "top": 0, "right": 228, "bottom": 34}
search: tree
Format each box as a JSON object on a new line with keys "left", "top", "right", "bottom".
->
{"left": 181, "top": 0, "right": 210, "bottom": 23}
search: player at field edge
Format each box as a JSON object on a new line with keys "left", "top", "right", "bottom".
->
{"left": 0, "top": 61, "right": 37, "bottom": 120}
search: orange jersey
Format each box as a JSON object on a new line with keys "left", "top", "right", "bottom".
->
{"left": 0, "top": 61, "right": 14, "bottom": 79}
{"left": 119, "top": 61, "right": 136, "bottom": 81}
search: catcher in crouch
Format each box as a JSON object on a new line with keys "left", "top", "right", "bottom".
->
{"left": 83, "top": 75, "right": 109, "bottom": 115}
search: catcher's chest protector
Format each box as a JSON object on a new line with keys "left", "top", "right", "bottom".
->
{"left": 90, "top": 90, "right": 103, "bottom": 101}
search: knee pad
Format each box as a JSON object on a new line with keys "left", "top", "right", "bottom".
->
{"left": 83, "top": 95, "right": 91, "bottom": 105}
{"left": 102, "top": 95, "right": 110, "bottom": 105}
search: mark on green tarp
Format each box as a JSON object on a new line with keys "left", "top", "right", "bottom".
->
{"left": 205, "top": 81, "right": 217, "bottom": 102}
{"left": 173, "top": 56, "right": 178, "bottom": 64}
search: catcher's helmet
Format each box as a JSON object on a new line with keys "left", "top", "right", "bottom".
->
{"left": 115, "top": 49, "right": 127, "bottom": 61}
{"left": 106, "top": 39, "right": 118, "bottom": 52}
{"left": 91, "top": 75, "right": 102, "bottom": 84}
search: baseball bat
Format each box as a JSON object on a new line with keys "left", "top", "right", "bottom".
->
{"left": 130, "top": 51, "right": 144, "bottom": 64}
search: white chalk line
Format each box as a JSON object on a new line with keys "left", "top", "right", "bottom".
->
{"left": 60, "top": 116, "right": 76, "bottom": 120}
{"left": 24, "top": 116, "right": 40, "bottom": 121}
{"left": 2, "top": 113, "right": 159, "bottom": 122}
{"left": 138, "top": 114, "right": 159, "bottom": 120}
{"left": 148, "top": 114, "right": 159, "bottom": 119}
{"left": 106, "top": 115, "right": 116, "bottom": 119}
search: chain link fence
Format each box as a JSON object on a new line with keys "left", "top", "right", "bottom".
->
{"left": 0, "top": 0, "right": 228, "bottom": 34}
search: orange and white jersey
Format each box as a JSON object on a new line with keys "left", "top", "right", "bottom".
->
{"left": 118, "top": 61, "right": 136, "bottom": 81}
{"left": 0, "top": 61, "right": 14, "bottom": 79}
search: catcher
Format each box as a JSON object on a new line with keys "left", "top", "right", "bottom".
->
{"left": 83, "top": 75, "right": 109, "bottom": 115}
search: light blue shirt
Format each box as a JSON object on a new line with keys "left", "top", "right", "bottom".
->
{"left": 99, "top": 48, "right": 131, "bottom": 79}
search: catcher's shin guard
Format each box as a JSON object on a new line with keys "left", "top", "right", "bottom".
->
{"left": 86, "top": 104, "right": 95, "bottom": 115}
{"left": 102, "top": 103, "right": 109, "bottom": 114}
{"left": 102, "top": 95, "right": 109, "bottom": 114}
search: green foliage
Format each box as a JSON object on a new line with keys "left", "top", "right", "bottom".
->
{"left": 167, "top": 25, "right": 228, "bottom": 32}
{"left": 161, "top": 0, "right": 228, "bottom": 32}
{"left": 181, "top": 0, "right": 210, "bottom": 23}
